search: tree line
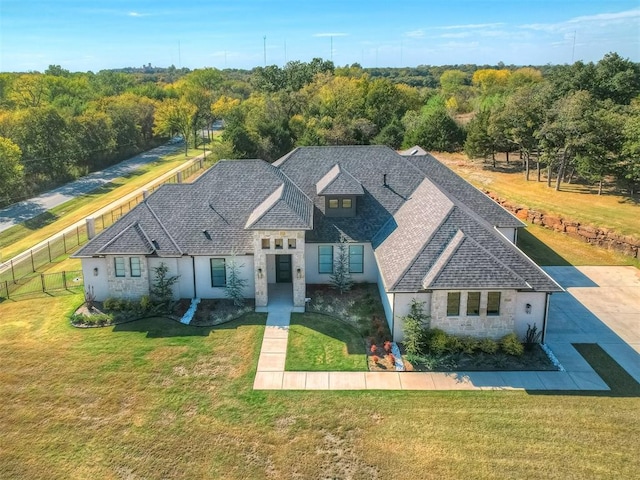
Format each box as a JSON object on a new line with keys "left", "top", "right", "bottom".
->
{"left": 1, "top": 53, "right": 638, "bottom": 207}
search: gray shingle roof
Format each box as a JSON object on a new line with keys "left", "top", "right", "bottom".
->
{"left": 76, "top": 159, "right": 312, "bottom": 257}
{"left": 406, "top": 154, "right": 524, "bottom": 228}
{"left": 75, "top": 145, "right": 559, "bottom": 294}
{"left": 315, "top": 164, "right": 365, "bottom": 196}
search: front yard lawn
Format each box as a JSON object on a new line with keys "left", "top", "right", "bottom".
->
{"left": 286, "top": 313, "right": 367, "bottom": 371}
{"left": 1, "top": 293, "right": 640, "bottom": 478}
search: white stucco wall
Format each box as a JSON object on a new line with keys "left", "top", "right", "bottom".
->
{"left": 514, "top": 291, "right": 547, "bottom": 339}
{"left": 191, "top": 255, "right": 255, "bottom": 300}
{"left": 496, "top": 227, "right": 517, "bottom": 244}
{"left": 177, "top": 256, "right": 195, "bottom": 298}
{"left": 81, "top": 257, "right": 109, "bottom": 301}
{"left": 391, "top": 292, "right": 432, "bottom": 342}
{"left": 376, "top": 269, "right": 394, "bottom": 332}
{"left": 305, "top": 242, "right": 377, "bottom": 284}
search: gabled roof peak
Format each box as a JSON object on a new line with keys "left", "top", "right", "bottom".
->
{"left": 315, "top": 163, "right": 364, "bottom": 196}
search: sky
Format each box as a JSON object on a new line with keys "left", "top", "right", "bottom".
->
{"left": 0, "top": 0, "right": 638, "bottom": 72}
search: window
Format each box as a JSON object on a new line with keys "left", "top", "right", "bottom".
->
{"left": 348, "top": 245, "right": 364, "bottom": 273}
{"left": 447, "top": 292, "right": 460, "bottom": 316}
{"left": 114, "top": 257, "right": 125, "bottom": 277}
{"left": 274, "top": 238, "right": 283, "bottom": 249}
{"left": 261, "top": 238, "right": 270, "bottom": 249}
{"left": 211, "top": 258, "right": 226, "bottom": 287}
{"left": 342, "top": 198, "right": 352, "bottom": 208}
{"left": 318, "top": 246, "right": 333, "bottom": 274}
{"left": 130, "top": 257, "right": 141, "bottom": 277}
{"left": 467, "top": 292, "right": 481, "bottom": 316}
{"left": 288, "top": 238, "right": 296, "bottom": 249}
{"left": 487, "top": 292, "right": 501, "bottom": 316}
{"left": 328, "top": 198, "right": 339, "bottom": 209}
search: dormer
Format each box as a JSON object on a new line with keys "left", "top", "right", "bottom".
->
{"left": 315, "top": 164, "right": 364, "bottom": 218}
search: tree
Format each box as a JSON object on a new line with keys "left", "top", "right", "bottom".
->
{"left": 330, "top": 235, "right": 353, "bottom": 294}
{"left": 154, "top": 98, "right": 197, "bottom": 155}
{"left": 464, "top": 109, "right": 494, "bottom": 160}
{"left": 620, "top": 102, "right": 640, "bottom": 194}
{"left": 0, "top": 137, "right": 24, "bottom": 206}
{"left": 225, "top": 255, "right": 248, "bottom": 307}
{"left": 150, "top": 262, "right": 180, "bottom": 312}
{"left": 402, "top": 299, "right": 430, "bottom": 356}
{"left": 403, "top": 96, "right": 464, "bottom": 152}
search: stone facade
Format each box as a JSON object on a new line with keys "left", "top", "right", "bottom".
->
{"left": 105, "top": 255, "right": 150, "bottom": 299}
{"left": 430, "top": 289, "right": 516, "bottom": 339}
{"left": 252, "top": 230, "right": 306, "bottom": 308}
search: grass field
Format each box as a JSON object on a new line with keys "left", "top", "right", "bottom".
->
{"left": 435, "top": 153, "right": 640, "bottom": 240}
{"left": 1, "top": 292, "right": 639, "bottom": 479}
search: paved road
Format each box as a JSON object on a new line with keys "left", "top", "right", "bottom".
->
{"left": 0, "top": 143, "right": 182, "bottom": 233}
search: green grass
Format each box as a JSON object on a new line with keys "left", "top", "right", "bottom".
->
{"left": 518, "top": 222, "right": 640, "bottom": 268}
{"left": 0, "top": 147, "right": 202, "bottom": 261}
{"left": 1, "top": 294, "right": 639, "bottom": 478}
{"left": 286, "top": 313, "right": 367, "bottom": 371}
{"left": 437, "top": 152, "right": 640, "bottom": 239}
{"left": 573, "top": 344, "right": 640, "bottom": 396}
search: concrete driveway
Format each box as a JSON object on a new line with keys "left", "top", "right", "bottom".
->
{"left": 545, "top": 266, "right": 640, "bottom": 383}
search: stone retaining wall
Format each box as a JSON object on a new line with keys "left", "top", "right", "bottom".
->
{"left": 485, "top": 191, "right": 640, "bottom": 259}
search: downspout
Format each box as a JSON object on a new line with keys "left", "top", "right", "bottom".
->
{"left": 192, "top": 256, "right": 197, "bottom": 299}
{"left": 541, "top": 292, "right": 550, "bottom": 344}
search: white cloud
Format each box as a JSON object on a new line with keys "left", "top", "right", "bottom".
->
{"left": 521, "top": 8, "right": 640, "bottom": 32}
{"left": 313, "top": 32, "right": 348, "bottom": 37}
{"left": 128, "top": 12, "right": 150, "bottom": 17}
{"left": 404, "top": 29, "right": 425, "bottom": 39}
{"left": 437, "top": 23, "right": 505, "bottom": 31}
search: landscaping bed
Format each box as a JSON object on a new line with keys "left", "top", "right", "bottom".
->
{"left": 174, "top": 298, "right": 254, "bottom": 326}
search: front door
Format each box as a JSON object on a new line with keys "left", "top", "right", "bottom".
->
{"left": 275, "top": 255, "right": 292, "bottom": 283}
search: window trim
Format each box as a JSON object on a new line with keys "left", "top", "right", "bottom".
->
{"left": 288, "top": 238, "right": 296, "bottom": 249}
{"left": 261, "top": 238, "right": 270, "bottom": 249}
{"left": 348, "top": 245, "right": 364, "bottom": 273}
{"left": 467, "top": 292, "right": 481, "bottom": 316}
{"left": 114, "top": 257, "right": 125, "bottom": 277}
{"left": 328, "top": 198, "right": 339, "bottom": 209}
{"left": 318, "top": 245, "right": 333, "bottom": 274}
{"left": 342, "top": 198, "right": 352, "bottom": 209}
{"left": 210, "top": 258, "right": 226, "bottom": 287}
{"left": 487, "top": 292, "right": 501, "bottom": 316}
{"left": 274, "top": 238, "right": 283, "bottom": 250}
{"left": 447, "top": 292, "right": 460, "bottom": 316}
{"left": 129, "top": 257, "right": 141, "bottom": 277}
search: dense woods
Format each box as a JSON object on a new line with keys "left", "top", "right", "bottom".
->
{"left": 0, "top": 53, "right": 638, "bottom": 207}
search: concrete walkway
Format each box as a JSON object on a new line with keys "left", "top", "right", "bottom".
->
{"left": 253, "top": 266, "right": 640, "bottom": 391}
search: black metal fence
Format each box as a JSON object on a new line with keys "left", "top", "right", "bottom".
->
{"left": 0, "top": 270, "right": 83, "bottom": 300}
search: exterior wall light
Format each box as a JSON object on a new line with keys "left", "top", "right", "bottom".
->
{"left": 296, "top": 268, "right": 302, "bottom": 279}
{"left": 93, "top": 267, "right": 99, "bottom": 276}
{"left": 525, "top": 303, "right": 532, "bottom": 314}
{"left": 257, "top": 268, "right": 263, "bottom": 279}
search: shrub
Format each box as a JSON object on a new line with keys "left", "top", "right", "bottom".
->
{"left": 370, "top": 344, "right": 378, "bottom": 354}
{"left": 478, "top": 338, "right": 499, "bottom": 354}
{"left": 460, "top": 336, "right": 479, "bottom": 355}
{"left": 524, "top": 323, "right": 542, "bottom": 350}
{"left": 139, "top": 295, "right": 153, "bottom": 312}
{"left": 387, "top": 354, "right": 396, "bottom": 367}
{"left": 445, "top": 335, "right": 463, "bottom": 353}
{"left": 402, "top": 300, "right": 430, "bottom": 356}
{"left": 371, "top": 355, "right": 379, "bottom": 364}
{"left": 501, "top": 333, "right": 524, "bottom": 356}
{"left": 103, "top": 297, "right": 120, "bottom": 311}
{"left": 426, "top": 328, "right": 449, "bottom": 356}
{"left": 383, "top": 341, "right": 392, "bottom": 353}
{"left": 70, "top": 313, "right": 86, "bottom": 325}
